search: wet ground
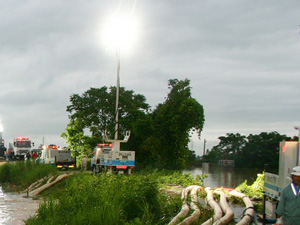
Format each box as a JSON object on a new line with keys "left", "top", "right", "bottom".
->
{"left": 0, "top": 187, "right": 39, "bottom": 225}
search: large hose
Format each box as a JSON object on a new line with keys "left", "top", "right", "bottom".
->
{"left": 229, "top": 190, "right": 255, "bottom": 225}
{"left": 179, "top": 186, "right": 203, "bottom": 225}
{"left": 29, "top": 173, "right": 71, "bottom": 196}
{"left": 169, "top": 185, "right": 255, "bottom": 225}
{"left": 213, "top": 190, "right": 234, "bottom": 225}
{"left": 201, "top": 188, "right": 223, "bottom": 225}
{"left": 168, "top": 185, "right": 198, "bottom": 225}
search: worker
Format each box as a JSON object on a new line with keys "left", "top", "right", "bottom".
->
{"left": 26, "top": 152, "right": 31, "bottom": 160}
{"left": 6, "top": 148, "right": 11, "bottom": 159}
{"left": 32, "top": 152, "right": 37, "bottom": 160}
{"left": 81, "top": 155, "right": 88, "bottom": 172}
{"left": 275, "top": 166, "right": 300, "bottom": 225}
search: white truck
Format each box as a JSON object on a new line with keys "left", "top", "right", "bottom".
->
{"left": 91, "top": 131, "right": 135, "bottom": 174}
{"left": 9, "top": 137, "right": 34, "bottom": 159}
{"left": 264, "top": 140, "right": 299, "bottom": 220}
{"left": 40, "top": 144, "right": 76, "bottom": 169}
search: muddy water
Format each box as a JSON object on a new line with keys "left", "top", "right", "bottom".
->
{"left": 0, "top": 187, "right": 39, "bottom": 225}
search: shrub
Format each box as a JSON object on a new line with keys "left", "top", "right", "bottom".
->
{"left": 236, "top": 172, "right": 264, "bottom": 199}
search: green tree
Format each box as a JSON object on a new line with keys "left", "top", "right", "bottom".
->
{"left": 61, "top": 79, "right": 205, "bottom": 170}
{"left": 206, "top": 131, "right": 290, "bottom": 169}
{"left": 205, "top": 133, "right": 247, "bottom": 163}
{"left": 203, "top": 147, "right": 223, "bottom": 163}
{"left": 241, "top": 132, "right": 287, "bottom": 169}
{"left": 61, "top": 86, "right": 149, "bottom": 156}
{"left": 150, "top": 79, "right": 205, "bottom": 170}
{"left": 125, "top": 113, "right": 159, "bottom": 168}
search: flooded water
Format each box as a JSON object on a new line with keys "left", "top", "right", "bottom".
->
{"left": 184, "top": 163, "right": 264, "bottom": 188}
{"left": 0, "top": 187, "right": 39, "bottom": 225}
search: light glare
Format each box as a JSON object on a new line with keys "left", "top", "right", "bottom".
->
{"left": 102, "top": 14, "right": 138, "bottom": 53}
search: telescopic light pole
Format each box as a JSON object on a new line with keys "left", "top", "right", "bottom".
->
{"left": 114, "top": 46, "right": 120, "bottom": 140}
{"left": 104, "top": 13, "right": 137, "bottom": 141}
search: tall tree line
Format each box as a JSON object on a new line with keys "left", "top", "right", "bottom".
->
{"left": 204, "top": 132, "right": 296, "bottom": 169}
{"left": 61, "top": 79, "right": 205, "bottom": 170}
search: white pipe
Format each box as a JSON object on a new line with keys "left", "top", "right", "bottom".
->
{"left": 169, "top": 186, "right": 254, "bottom": 225}
{"left": 202, "top": 188, "right": 223, "bottom": 225}
{"left": 213, "top": 190, "right": 234, "bottom": 225}
{"left": 168, "top": 185, "right": 198, "bottom": 225}
{"left": 229, "top": 190, "right": 255, "bottom": 225}
{"left": 179, "top": 186, "right": 203, "bottom": 225}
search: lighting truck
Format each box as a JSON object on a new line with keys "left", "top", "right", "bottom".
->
{"left": 40, "top": 144, "right": 76, "bottom": 169}
{"left": 91, "top": 131, "right": 135, "bottom": 175}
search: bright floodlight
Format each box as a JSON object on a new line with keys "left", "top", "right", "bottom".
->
{"left": 102, "top": 14, "right": 137, "bottom": 53}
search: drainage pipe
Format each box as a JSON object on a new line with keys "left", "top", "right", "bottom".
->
{"left": 213, "top": 190, "right": 234, "bottom": 225}
{"left": 202, "top": 188, "right": 223, "bottom": 225}
{"left": 179, "top": 186, "right": 203, "bottom": 225}
{"left": 168, "top": 185, "right": 198, "bottom": 225}
{"left": 229, "top": 190, "right": 255, "bottom": 225}
{"left": 29, "top": 173, "right": 71, "bottom": 196}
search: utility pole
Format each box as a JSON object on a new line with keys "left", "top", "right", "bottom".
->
{"left": 203, "top": 139, "right": 206, "bottom": 156}
{"left": 294, "top": 126, "right": 300, "bottom": 166}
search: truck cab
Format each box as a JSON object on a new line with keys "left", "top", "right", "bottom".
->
{"left": 11, "top": 137, "right": 33, "bottom": 159}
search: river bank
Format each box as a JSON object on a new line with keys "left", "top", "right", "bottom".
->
{"left": 0, "top": 161, "right": 266, "bottom": 224}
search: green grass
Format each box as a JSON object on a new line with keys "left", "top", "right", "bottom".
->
{"left": 0, "top": 162, "right": 210, "bottom": 225}
{"left": 25, "top": 173, "right": 185, "bottom": 225}
{"left": 0, "top": 160, "right": 58, "bottom": 190}
{"left": 0, "top": 162, "right": 265, "bottom": 224}
{"left": 137, "top": 169, "right": 205, "bottom": 187}
{"left": 24, "top": 169, "right": 209, "bottom": 224}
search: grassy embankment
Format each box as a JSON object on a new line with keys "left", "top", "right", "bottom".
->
{"left": 0, "top": 161, "right": 212, "bottom": 225}
{"left": 0, "top": 161, "right": 264, "bottom": 225}
{"left": 27, "top": 172, "right": 208, "bottom": 225}
{"left": 0, "top": 160, "right": 58, "bottom": 192}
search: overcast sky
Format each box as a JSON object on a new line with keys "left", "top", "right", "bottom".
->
{"left": 0, "top": 0, "right": 299, "bottom": 156}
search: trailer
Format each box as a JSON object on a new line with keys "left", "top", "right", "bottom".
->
{"left": 40, "top": 144, "right": 76, "bottom": 169}
{"left": 264, "top": 141, "right": 300, "bottom": 220}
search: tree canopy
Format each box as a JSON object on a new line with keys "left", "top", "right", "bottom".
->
{"left": 148, "top": 79, "right": 204, "bottom": 170}
{"left": 204, "top": 132, "right": 291, "bottom": 169}
{"left": 61, "top": 86, "right": 149, "bottom": 156}
{"left": 62, "top": 79, "right": 205, "bottom": 170}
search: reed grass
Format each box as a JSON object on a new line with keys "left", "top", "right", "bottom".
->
{"left": 25, "top": 173, "right": 186, "bottom": 225}
{"left": 0, "top": 160, "right": 58, "bottom": 189}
